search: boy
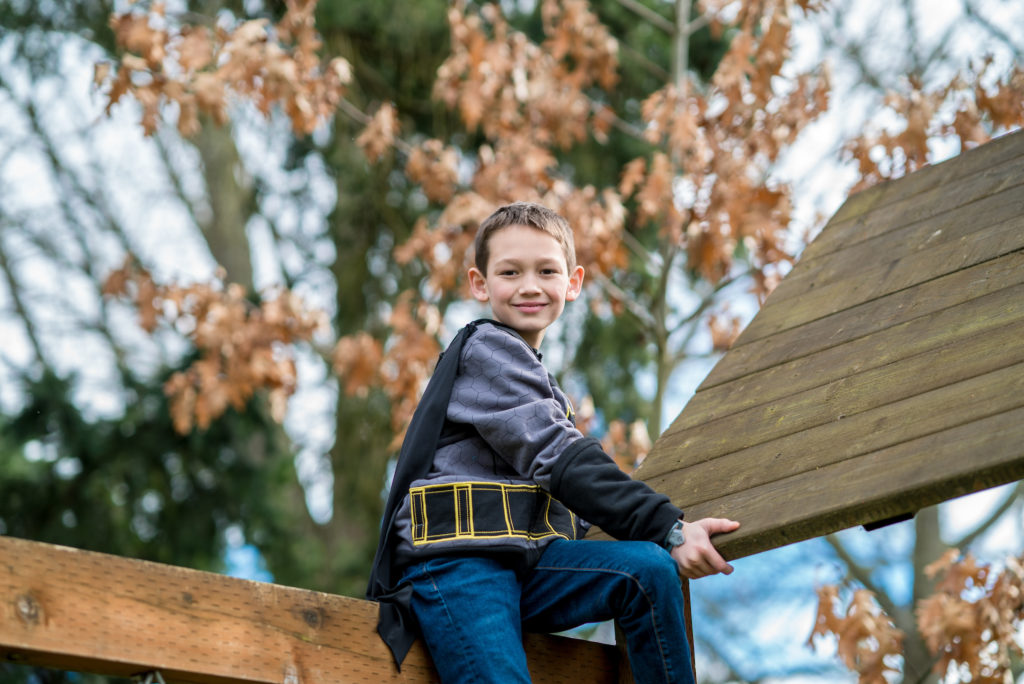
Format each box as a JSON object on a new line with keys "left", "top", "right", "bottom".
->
{"left": 367, "top": 202, "right": 739, "bottom": 683}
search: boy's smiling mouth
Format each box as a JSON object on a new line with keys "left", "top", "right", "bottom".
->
{"left": 514, "top": 302, "right": 546, "bottom": 313}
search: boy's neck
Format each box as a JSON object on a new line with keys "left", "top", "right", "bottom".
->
{"left": 477, "top": 318, "right": 544, "bottom": 360}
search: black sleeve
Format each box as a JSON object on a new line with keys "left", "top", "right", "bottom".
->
{"left": 549, "top": 437, "right": 683, "bottom": 544}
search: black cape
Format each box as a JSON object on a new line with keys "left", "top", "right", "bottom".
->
{"left": 365, "top": 320, "right": 482, "bottom": 667}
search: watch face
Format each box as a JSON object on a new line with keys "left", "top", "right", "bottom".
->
{"left": 666, "top": 522, "right": 685, "bottom": 548}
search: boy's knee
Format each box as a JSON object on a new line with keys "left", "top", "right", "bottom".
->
{"left": 623, "top": 541, "right": 679, "bottom": 589}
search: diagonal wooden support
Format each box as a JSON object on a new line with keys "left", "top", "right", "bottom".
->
{"left": 0, "top": 535, "right": 620, "bottom": 684}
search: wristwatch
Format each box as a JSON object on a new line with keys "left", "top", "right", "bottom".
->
{"left": 663, "top": 519, "right": 686, "bottom": 550}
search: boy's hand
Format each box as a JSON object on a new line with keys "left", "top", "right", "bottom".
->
{"left": 670, "top": 518, "right": 740, "bottom": 579}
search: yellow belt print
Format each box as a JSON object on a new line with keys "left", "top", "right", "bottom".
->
{"left": 409, "top": 481, "right": 578, "bottom": 546}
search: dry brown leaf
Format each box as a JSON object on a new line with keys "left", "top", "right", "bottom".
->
{"left": 405, "top": 139, "right": 460, "bottom": 204}
{"left": 104, "top": 260, "right": 323, "bottom": 433}
{"left": 356, "top": 102, "right": 400, "bottom": 163}
{"left": 809, "top": 586, "right": 904, "bottom": 684}
{"left": 332, "top": 332, "right": 384, "bottom": 398}
{"left": 99, "top": 1, "right": 350, "bottom": 137}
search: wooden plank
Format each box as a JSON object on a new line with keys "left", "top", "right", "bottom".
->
{"left": 805, "top": 131, "right": 1024, "bottom": 261}
{"left": 734, "top": 212, "right": 1023, "bottom": 348}
{"left": 664, "top": 281, "right": 1023, "bottom": 434}
{"left": 765, "top": 181, "right": 1024, "bottom": 310}
{"left": 701, "top": 248, "right": 1024, "bottom": 390}
{"left": 807, "top": 152, "right": 1024, "bottom": 262}
{"left": 644, "top": 361, "right": 1024, "bottom": 512}
{"left": 826, "top": 130, "right": 1024, "bottom": 229}
{"left": 620, "top": 132, "right": 1024, "bottom": 559}
{"left": 0, "top": 537, "right": 619, "bottom": 684}
{"left": 679, "top": 406, "right": 1024, "bottom": 560}
{"left": 639, "top": 318, "right": 1024, "bottom": 480}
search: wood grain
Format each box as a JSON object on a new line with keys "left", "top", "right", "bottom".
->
{"left": 806, "top": 130, "right": 1024, "bottom": 259}
{"left": 643, "top": 319, "right": 1024, "bottom": 479}
{"left": 765, "top": 183, "right": 1024, "bottom": 310}
{"left": 681, "top": 406, "right": 1024, "bottom": 560}
{"left": 656, "top": 281, "right": 1024, "bottom": 441}
{"left": 696, "top": 249, "right": 1024, "bottom": 393}
{"left": 735, "top": 213, "right": 1022, "bottom": 347}
{"left": 0, "top": 536, "right": 619, "bottom": 684}
{"left": 824, "top": 130, "right": 1024, "bottom": 230}
{"left": 630, "top": 130, "right": 1024, "bottom": 562}
{"left": 695, "top": 249, "right": 1024, "bottom": 391}
{"left": 646, "top": 361, "right": 1024, "bottom": 507}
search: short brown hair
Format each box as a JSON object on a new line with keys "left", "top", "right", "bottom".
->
{"left": 474, "top": 202, "right": 577, "bottom": 274}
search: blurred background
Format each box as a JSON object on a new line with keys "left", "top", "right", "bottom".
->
{"left": 1, "top": 0, "right": 1022, "bottom": 681}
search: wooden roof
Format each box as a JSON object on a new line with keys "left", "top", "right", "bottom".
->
{"left": 634, "top": 129, "right": 1024, "bottom": 560}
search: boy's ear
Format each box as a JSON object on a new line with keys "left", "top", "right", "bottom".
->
{"left": 565, "top": 265, "right": 585, "bottom": 302}
{"left": 467, "top": 267, "right": 490, "bottom": 302}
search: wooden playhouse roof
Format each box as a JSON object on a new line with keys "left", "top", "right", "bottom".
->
{"left": 633, "top": 128, "right": 1024, "bottom": 560}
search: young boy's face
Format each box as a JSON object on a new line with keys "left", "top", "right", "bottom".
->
{"left": 468, "top": 224, "right": 584, "bottom": 348}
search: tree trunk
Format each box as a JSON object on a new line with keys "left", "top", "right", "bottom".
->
{"left": 901, "top": 507, "right": 944, "bottom": 683}
{"left": 321, "top": 123, "right": 397, "bottom": 596}
{"left": 193, "top": 118, "right": 255, "bottom": 290}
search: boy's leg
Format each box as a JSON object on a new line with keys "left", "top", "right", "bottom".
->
{"left": 401, "top": 555, "right": 531, "bottom": 684}
{"left": 520, "top": 539, "right": 695, "bottom": 684}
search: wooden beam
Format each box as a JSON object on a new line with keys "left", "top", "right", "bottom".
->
{"left": 651, "top": 318, "right": 1024, "bottom": 478}
{"left": 654, "top": 281, "right": 1024, "bottom": 454}
{"left": 810, "top": 130, "right": 1024, "bottom": 258}
{"left": 679, "top": 406, "right": 1024, "bottom": 560}
{"left": 736, "top": 213, "right": 1023, "bottom": 347}
{"left": 694, "top": 250, "right": 1024, "bottom": 395}
{"left": 765, "top": 184, "right": 1024, "bottom": 311}
{"left": 648, "top": 361, "right": 1024, "bottom": 510}
{"left": 0, "top": 536, "right": 619, "bottom": 684}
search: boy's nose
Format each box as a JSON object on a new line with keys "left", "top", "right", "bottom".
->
{"left": 518, "top": 275, "right": 542, "bottom": 294}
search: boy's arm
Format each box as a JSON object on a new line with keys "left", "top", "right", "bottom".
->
{"left": 549, "top": 437, "right": 683, "bottom": 544}
{"left": 454, "top": 327, "right": 715, "bottom": 553}
{"left": 450, "top": 329, "right": 589, "bottom": 482}
{"left": 551, "top": 440, "right": 740, "bottom": 577}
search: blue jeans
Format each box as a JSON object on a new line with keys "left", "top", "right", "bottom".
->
{"left": 401, "top": 539, "right": 694, "bottom": 684}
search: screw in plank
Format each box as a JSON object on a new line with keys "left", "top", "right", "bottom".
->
{"left": 15, "top": 594, "right": 40, "bottom": 625}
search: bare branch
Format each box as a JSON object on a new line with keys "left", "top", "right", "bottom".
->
{"left": 665, "top": 269, "right": 746, "bottom": 366}
{"left": 0, "top": 223, "right": 51, "bottom": 374}
{"left": 618, "top": 225, "right": 662, "bottom": 275}
{"left": 899, "top": 0, "right": 925, "bottom": 78}
{"left": 917, "top": 19, "right": 960, "bottom": 74}
{"left": 589, "top": 98, "right": 649, "bottom": 142}
{"left": 155, "top": 128, "right": 209, "bottom": 234}
{"left": 674, "top": 0, "right": 692, "bottom": 91}
{"left": 616, "top": 0, "right": 675, "bottom": 34}
{"left": 617, "top": 41, "right": 671, "bottom": 81}
{"left": 686, "top": 14, "right": 710, "bottom": 35}
{"left": 820, "top": 7, "right": 888, "bottom": 92}
{"left": 0, "top": 70, "right": 158, "bottom": 387}
{"left": 824, "top": 533, "right": 902, "bottom": 621}
{"left": 591, "top": 271, "right": 658, "bottom": 332}
{"left": 963, "top": 0, "right": 1024, "bottom": 63}
{"left": 337, "top": 97, "right": 414, "bottom": 155}
{"left": 952, "top": 481, "right": 1024, "bottom": 551}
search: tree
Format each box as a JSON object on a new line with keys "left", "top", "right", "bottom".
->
{"left": 810, "top": 545, "right": 1024, "bottom": 684}
{"left": 2, "top": 1, "right": 1023, "bottom": 683}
